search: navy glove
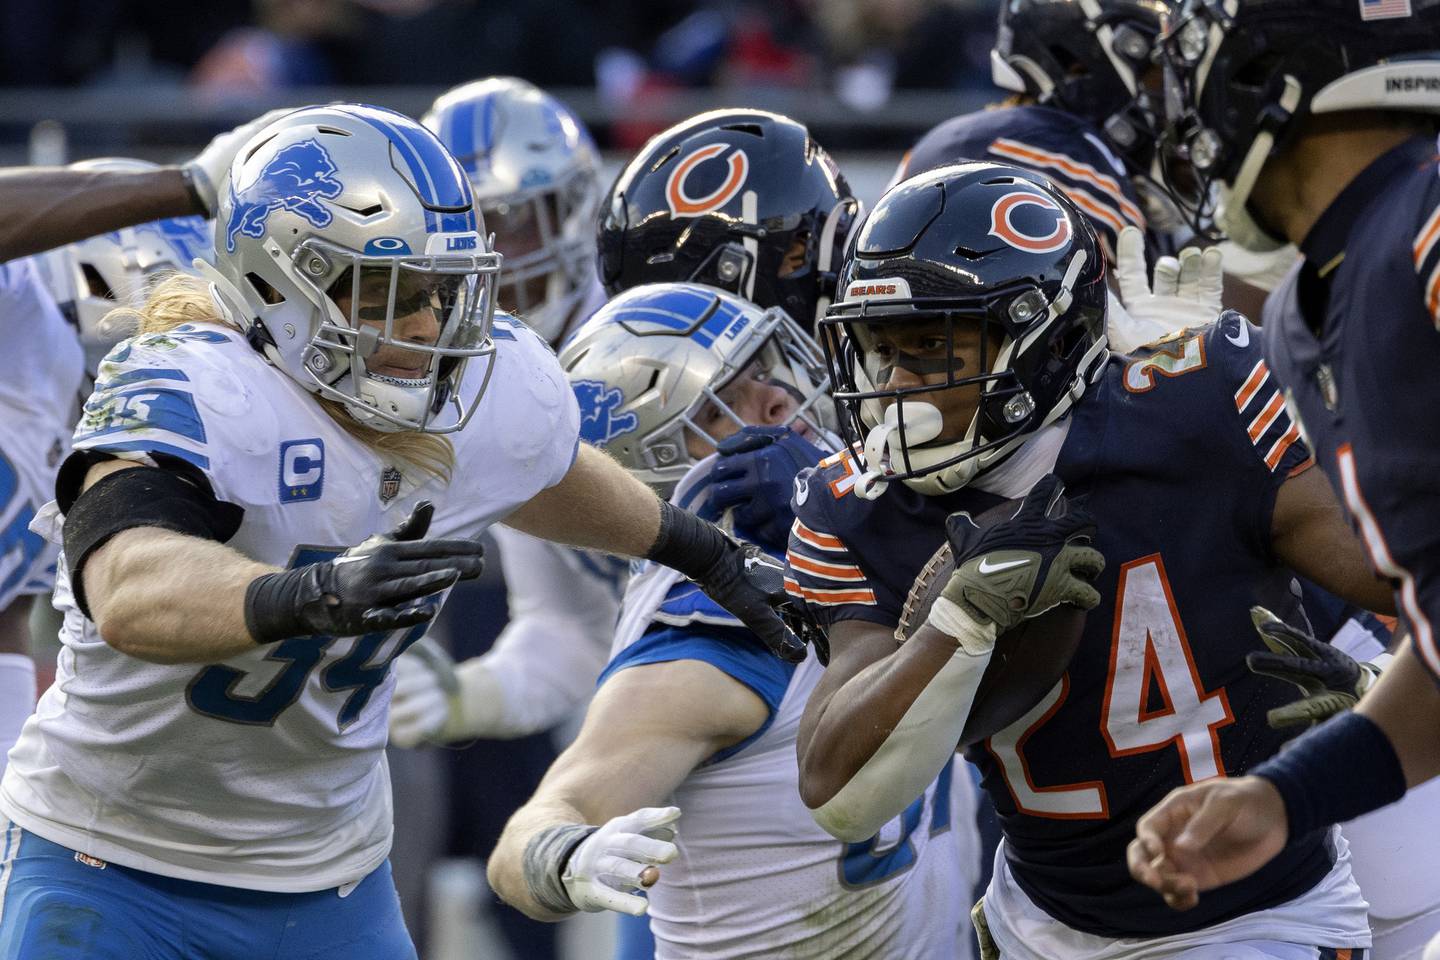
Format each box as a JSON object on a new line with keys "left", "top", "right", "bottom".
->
{"left": 710, "top": 426, "right": 828, "bottom": 550}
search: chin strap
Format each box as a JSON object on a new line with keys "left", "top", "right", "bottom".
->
{"left": 1216, "top": 75, "right": 1303, "bottom": 252}
{"left": 812, "top": 198, "right": 860, "bottom": 327}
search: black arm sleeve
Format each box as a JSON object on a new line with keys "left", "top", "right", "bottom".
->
{"left": 60, "top": 453, "right": 244, "bottom": 619}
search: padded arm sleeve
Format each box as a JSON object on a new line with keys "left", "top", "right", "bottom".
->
{"left": 60, "top": 454, "right": 244, "bottom": 619}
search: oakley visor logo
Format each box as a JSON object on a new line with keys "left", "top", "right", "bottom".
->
{"left": 665, "top": 144, "right": 750, "bottom": 218}
{"left": 988, "top": 190, "right": 1071, "bottom": 254}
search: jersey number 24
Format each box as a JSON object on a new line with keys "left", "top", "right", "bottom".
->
{"left": 984, "top": 554, "right": 1233, "bottom": 819}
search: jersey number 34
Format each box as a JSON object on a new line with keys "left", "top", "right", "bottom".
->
{"left": 184, "top": 546, "right": 431, "bottom": 729}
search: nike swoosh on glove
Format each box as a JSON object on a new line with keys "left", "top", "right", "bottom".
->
{"left": 940, "top": 474, "right": 1106, "bottom": 634}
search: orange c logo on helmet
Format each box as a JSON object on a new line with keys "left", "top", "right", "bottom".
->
{"left": 988, "top": 190, "right": 1072, "bottom": 254}
{"left": 665, "top": 144, "right": 750, "bottom": 218}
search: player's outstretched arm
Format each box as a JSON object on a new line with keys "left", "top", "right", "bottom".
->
{"left": 487, "top": 659, "right": 767, "bottom": 920}
{"left": 505, "top": 443, "right": 805, "bottom": 661}
{"left": 0, "top": 108, "right": 291, "bottom": 263}
{"left": 1130, "top": 638, "right": 1440, "bottom": 909}
{"left": 77, "top": 462, "right": 484, "bottom": 663}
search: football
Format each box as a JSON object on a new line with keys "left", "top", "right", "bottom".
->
{"left": 895, "top": 498, "right": 1089, "bottom": 747}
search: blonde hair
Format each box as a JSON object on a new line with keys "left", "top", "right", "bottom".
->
{"left": 114, "top": 273, "right": 455, "bottom": 483}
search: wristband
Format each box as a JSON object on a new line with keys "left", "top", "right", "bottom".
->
{"left": 243, "top": 570, "right": 306, "bottom": 644}
{"left": 926, "top": 596, "right": 998, "bottom": 657}
{"left": 644, "top": 499, "right": 729, "bottom": 580}
{"left": 1251, "top": 711, "right": 1407, "bottom": 839}
{"left": 522, "top": 823, "right": 596, "bottom": 915}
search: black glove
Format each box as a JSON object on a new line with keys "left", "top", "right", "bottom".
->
{"left": 646, "top": 499, "right": 806, "bottom": 662}
{"left": 710, "top": 426, "right": 827, "bottom": 550}
{"left": 244, "top": 501, "right": 486, "bottom": 643}
{"left": 1246, "top": 606, "right": 1380, "bottom": 729}
{"left": 941, "top": 475, "right": 1106, "bottom": 632}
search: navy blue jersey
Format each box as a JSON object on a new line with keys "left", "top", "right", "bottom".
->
{"left": 897, "top": 105, "right": 1151, "bottom": 262}
{"left": 786, "top": 316, "right": 1331, "bottom": 937}
{"left": 1264, "top": 134, "right": 1440, "bottom": 686}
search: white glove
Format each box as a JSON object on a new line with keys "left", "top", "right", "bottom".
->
{"left": 181, "top": 107, "right": 296, "bottom": 216}
{"left": 1111, "top": 225, "right": 1225, "bottom": 353}
{"left": 389, "top": 639, "right": 506, "bottom": 747}
{"left": 563, "top": 807, "right": 681, "bottom": 916}
{"left": 1217, "top": 241, "right": 1300, "bottom": 294}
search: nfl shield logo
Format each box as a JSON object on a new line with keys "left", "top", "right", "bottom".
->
{"left": 379, "top": 466, "right": 403, "bottom": 504}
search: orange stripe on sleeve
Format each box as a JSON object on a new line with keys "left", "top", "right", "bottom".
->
{"left": 1425, "top": 260, "right": 1440, "bottom": 328}
{"left": 1064, "top": 189, "right": 1126, "bottom": 236}
{"left": 1247, "top": 392, "right": 1285, "bottom": 442}
{"left": 792, "top": 521, "right": 846, "bottom": 552}
{"left": 1414, "top": 205, "right": 1440, "bottom": 267}
{"left": 1264, "top": 422, "right": 1302, "bottom": 470}
{"left": 1234, "top": 359, "right": 1269, "bottom": 411}
{"left": 789, "top": 584, "right": 878, "bottom": 606}
{"left": 786, "top": 552, "right": 867, "bottom": 582}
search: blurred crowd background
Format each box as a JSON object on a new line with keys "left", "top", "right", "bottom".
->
{"left": 0, "top": 3, "right": 1009, "bottom": 958}
{"left": 0, "top": 0, "right": 1001, "bottom": 159}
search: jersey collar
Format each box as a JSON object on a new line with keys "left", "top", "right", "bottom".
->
{"left": 1301, "top": 136, "right": 1437, "bottom": 272}
{"left": 973, "top": 419, "right": 1072, "bottom": 500}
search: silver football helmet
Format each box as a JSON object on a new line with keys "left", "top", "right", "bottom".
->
{"left": 558, "top": 282, "right": 836, "bottom": 494}
{"left": 424, "top": 77, "right": 600, "bottom": 344}
{"left": 37, "top": 158, "right": 213, "bottom": 357}
{"left": 201, "top": 103, "right": 501, "bottom": 434}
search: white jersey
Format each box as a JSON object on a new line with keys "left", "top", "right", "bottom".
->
{"left": 0, "top": 258, "right": 85, "bottom": 609}
{"left": 0, "top": 315, "right": 579, "bottom": 892}
{"left": 482, "top": 525, "right": 627, "bottom": 738}
{"left": 605, "top": 464, "right": 974, "bottom": 960}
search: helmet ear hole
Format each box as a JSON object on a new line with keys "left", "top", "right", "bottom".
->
{"left": 79, "top": 263, "right": 115, "bottom": 301}
{"left": 246, "top": 272, "right": 285, "bottom": 306}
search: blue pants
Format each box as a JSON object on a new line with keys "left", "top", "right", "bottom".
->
{"left": 0, "top": 824, "right": 417, "bottom": 960}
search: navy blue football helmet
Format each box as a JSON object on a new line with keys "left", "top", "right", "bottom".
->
{"left": 992, "top": 0, "right": 1170, "bottom": 174}
{"left": 821, "top": 162, "right": 1109, "bottom": 497}
{"left": 597, "top": 109, "right": 859, "bottom": 329}
{"left": 1159, "top": 0, "right": 1440, "bottom": 246}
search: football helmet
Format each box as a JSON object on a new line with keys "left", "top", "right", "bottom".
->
{"left": 424, "top": 77, "right": 601, "bottom": 344}
{"left": 898, "top": 105, "right": 1153, "bottom": 264}
{"left": 822, "top": 161, "right": 1109, "bottom": 498}
{"left": 598, "top": 109, "right": 859, "bottom": 329}
{"left": 992, "top": 0, "right": 1170, "bottom": 173}
{"left": 202, "top": 104, "right": 501, "bottom": 434}
{"left": 37, "top": 158, "right": 212, "bottom": 354}
{"left": 558, "top": 282, "right": 835, "bottom": 495}
{"left": 1159, "top": 0, "right": 1440, "bottom": 248}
